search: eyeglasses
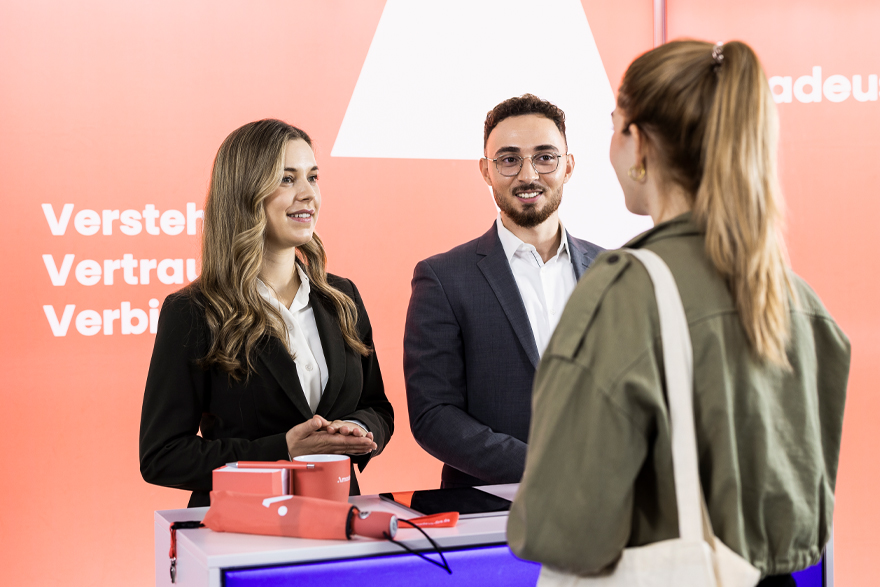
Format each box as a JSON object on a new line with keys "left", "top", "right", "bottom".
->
{"left": 482, "top": 152, "right": 568, "bottom": 177}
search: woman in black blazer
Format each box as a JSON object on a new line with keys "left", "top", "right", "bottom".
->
{"left": 139, "top": 120, "right": 394, "bottom": 507}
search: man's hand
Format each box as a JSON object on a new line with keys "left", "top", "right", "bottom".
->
{"left": 286, "top": 415, "right": 376, "bottom": 457}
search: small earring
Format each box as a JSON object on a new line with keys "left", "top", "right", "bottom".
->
{"left": 628, "top": 165, "right": 646, "bottom": 182}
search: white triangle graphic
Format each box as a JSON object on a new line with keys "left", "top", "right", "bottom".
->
{"left": 332, "top": 0, "right": 652, "bottom": 248}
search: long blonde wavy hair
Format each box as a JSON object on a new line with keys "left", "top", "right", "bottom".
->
{"left": 618, "top": 40, "right": 794, "bottom": 367}
{"left": 195, "top": 119, "right": 370, "bottom": 379}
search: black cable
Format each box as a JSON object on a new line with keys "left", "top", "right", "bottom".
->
{"left": 383, "top": 519, "right": 452, "bottom": 574}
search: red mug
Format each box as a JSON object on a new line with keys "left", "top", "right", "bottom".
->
{"left": 291, "top": 455, "right": 351, "bottom": 502}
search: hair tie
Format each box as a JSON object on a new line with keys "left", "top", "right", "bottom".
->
{"left": 711, "top": 42, "right": 724, "bottom": 67}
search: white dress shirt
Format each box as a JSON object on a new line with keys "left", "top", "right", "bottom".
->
{"left": 257, "top": 266, "right": 328, "bottom": 414}
{"left": 496, "top": 215, "right": 577, "bottom": 356}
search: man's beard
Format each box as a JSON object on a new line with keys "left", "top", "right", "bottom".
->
{"left": 493, "top": 183, "right": 562, "bottom": 229}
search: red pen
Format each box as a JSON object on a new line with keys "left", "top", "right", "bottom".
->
{"left": 227, "top": 461, "right": 316, "bottom": 470}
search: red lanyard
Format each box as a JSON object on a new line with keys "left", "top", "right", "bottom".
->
{"left": 168, "top": 521, "right": 204, "bottom": 583}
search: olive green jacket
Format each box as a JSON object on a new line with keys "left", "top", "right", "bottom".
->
{"left": 507, "top": 214, "right": 850, "bottom": 577}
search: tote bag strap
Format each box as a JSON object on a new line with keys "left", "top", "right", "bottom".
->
{"left": 625, "top": 248, "right": 703, "bottom": 543}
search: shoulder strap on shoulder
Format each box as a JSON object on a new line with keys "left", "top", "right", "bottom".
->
{"left": 624, "top": 248, "right": 703, "bottom": 543}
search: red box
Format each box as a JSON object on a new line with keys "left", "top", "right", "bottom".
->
{"left": 212, "top": 465, "right": 290, "bottom": 495}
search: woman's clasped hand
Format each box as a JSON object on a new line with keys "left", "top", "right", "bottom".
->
{"left": 286, "top": 415, "right": 377, "bottom": 458}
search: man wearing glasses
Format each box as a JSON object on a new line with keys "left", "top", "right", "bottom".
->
{"left": 404, "top": 94, "right": 603, "bottom": 488}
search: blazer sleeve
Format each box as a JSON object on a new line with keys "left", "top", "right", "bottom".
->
{"left": 138, "top": 293, "right": 289, "bottom": 493}
{"left": 337, "top": 278, "right": 394, "bottom": 471}
{"left": 404, "top": 259, "right": 527, "bottom": 484}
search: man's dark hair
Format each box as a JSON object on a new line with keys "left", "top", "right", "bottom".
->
{"left": 483, "top": 94, "right": 567, "bottom": 149}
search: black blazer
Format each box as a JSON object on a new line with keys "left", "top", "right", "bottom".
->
{"left": 404, "top": 224, "right": 603, "bottom": 488}
{"left": 139, "top": 275, "right": 393, "bottom": 507}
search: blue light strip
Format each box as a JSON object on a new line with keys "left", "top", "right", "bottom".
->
{"left": 224, "top": 544, "right": 540, "bottom": 587}
{"left": 224, "top": 542, "right": 824, "bottom": 587}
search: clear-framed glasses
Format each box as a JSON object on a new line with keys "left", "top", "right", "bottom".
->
{"left": 482, "top": 152, "right": 568, "bottom": 177}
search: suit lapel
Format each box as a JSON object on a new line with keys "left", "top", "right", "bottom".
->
{"left": 259, "top": 338, "right": 314, "bottom": 420}
{"left": 567, "top": 233, "right": 591, "bottom": 280}
{"left": 476, "top": 226, "right": 540, "bottom": 369}
{"left": 311, "top": 291, "right": 347, "bottom": 415}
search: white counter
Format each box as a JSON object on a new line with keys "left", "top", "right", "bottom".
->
{"left": 153, "top": 484, "right": 520, "bottom": 587}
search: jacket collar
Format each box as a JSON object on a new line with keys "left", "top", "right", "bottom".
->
{"left": 258, "top": 288, "right": 348, "bottom": 420}
{"left": 491, "top": 215, "right": 594, "bottom": 279}
{"left": 258, "top": 338, "right": 313, "bottom": 419}
{"left": 624, "top": 212, "right": 701, "bottom": 249}
{"left": 475, "top": 224, "right": 541, "bottom": 369}
{"left": 311, "top": 290, "right": 347, "bottom": 415}
{"left": 566, "top": 233, "right": 592, "bottom": 280}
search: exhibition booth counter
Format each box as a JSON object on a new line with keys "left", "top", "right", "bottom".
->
{"left": 153, "top": 484, "right": 827, "bottom": 587}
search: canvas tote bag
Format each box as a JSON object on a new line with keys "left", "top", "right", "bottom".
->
{"left": 536, "top": 249, "right": 761, "bottom": 587}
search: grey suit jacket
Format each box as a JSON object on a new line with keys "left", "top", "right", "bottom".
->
{"left": 403, "top": 223, "right": 603, "bottom": 487}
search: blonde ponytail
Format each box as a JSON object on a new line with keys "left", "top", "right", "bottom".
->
{"left": 694, "top": 41, "right": 793, "bottom": 367}
{"left": 619, "top": 40, "right": 794, "bottom": 366}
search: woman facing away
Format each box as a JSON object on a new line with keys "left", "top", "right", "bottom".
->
{"left": 508, "top": 41, "right": 850, "bottom": 586}
{"left": 139, "top": 119, "right": 394, "bottom": 507}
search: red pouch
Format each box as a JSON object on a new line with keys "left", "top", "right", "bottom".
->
{"left": 203, "top": 490, "right": 354, "bottom": 540}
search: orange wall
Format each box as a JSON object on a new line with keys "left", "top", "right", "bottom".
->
{"left": 0, "top": 1, "right": 873, "bottom": 585}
